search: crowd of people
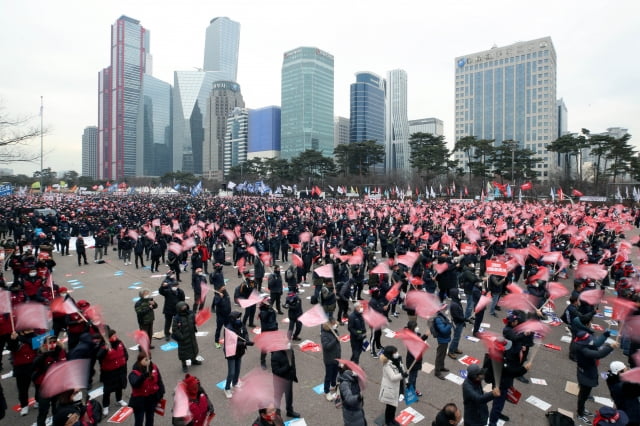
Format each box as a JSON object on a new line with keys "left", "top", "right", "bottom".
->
{"left": 0, "top": 193, "right": 639, "bottom": 425}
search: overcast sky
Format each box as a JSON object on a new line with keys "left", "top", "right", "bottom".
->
{"left": 1, "top": 0, "right": 639, "bottom": 177}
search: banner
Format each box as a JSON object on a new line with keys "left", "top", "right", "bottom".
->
{"left": 0, "top": 184, "right": 13, "bottom": 196}
{"left": 485, "top": 259, "right": 508, "bottom": 277}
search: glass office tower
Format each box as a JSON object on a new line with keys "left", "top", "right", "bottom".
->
{"left": 350, "top": 72, "right": 385, "bottom": 145}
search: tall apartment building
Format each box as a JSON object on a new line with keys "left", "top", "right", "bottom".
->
{"left": 385, "top": 69, "right": 409, "bottom": 173}
{"left": 223, "top": 107, "right": 249, "bottom": 176}
{"left": 453, "top": 37, "right": 557, "bottom": 181}
{"left": 203, "top": 81, "right": 244, "bottom": 180}
{"left": 280, "top": 47, "right": 334, "bottom": 160}
{"left": 248, "top": 106, "right": 281, "bottom": 160}
{"left": 408, "top": 118, "right": 444, "bottom": 137}
{"left": 82, "top": 126, "right": 98, "bottom": 178}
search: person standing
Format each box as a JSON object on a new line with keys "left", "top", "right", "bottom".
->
{"left": 433, "top": 307, "right": 452, "bottom": 380}
{"left": 283, "top": 289, "right": 302, "bottom": 341}
{"left": 271, "top": 346, "right": 301, "bottom": 419}
{"left": 574, "top": 330, "right": 618, "bottom": 423}
{"left": 159, "top": 272, "right": 185, "bottom": 341}
{"left": 447, "top": 288, "right": 466, "bottom": 359}
{"left": 191, "top": 268, "right": 207, "bottom": 312}
{"left": 97, "top": 328, "right": 129, "bottom": 416}
{"left": 7, "top": 329, "right": 37, "bottom": 416}
{"left": 606, "top": 360, "right": 640, "bottom": 426}
{"left": 223, "top": 311, "right": 252, "bottom": 398}
{"left": 488, "top": 274, "right": 506, "bottom": 317}
{"left": 149, "top": 241, "right": 162, "bottom": 273}
{"left": 175, "top": 374, "right": 214, "bottom": 426}
{"left": 128, "top": 353, "right": 165, "bottom": 426}
{"left": 488, "top": 338, "right": 531, "bottom": 425}
{"left": 172, "top": 302, "right": 202, "bottom": 373}
{"left": 134, "top": 288, "right": 157, "bottom": 349}
{"left": 240, "top": 275, "right": 258, "bottom": 328}
{"left": 348, "top": 302, "right": 367, "bottom": 364}
{"left": 461, "top": 262, "right": 481, "bottom": 321}
{"left": 321, "top": 320, "right": 341, "bottom": 401}
{"left": 378, "top": 345, "right": 406, "bottom": 426}
{"left": 404, "top": 321, "right": 428, "bottom": 397}
{"left": 213, "top": 284, "right": 231, "bottom": 348}
{"left": 76, "top": 235, "right": 88, "bottom": 266}
{"left": 32, "top": 336, "right": 67, "bottom": 426}
{"left": 259, "top": 299, "right": 278, "bottom": 370}
{"left": 268, "top": 265, "right": 285, "bottom": 314}
{"left": 134, "top": 237, "right": 145, "bottom": 269}
{"left": 337, "top": 364, "right": 366, "bottom": 426}
{"left": 462, "top": 364, "right": 499, "bottom": 426}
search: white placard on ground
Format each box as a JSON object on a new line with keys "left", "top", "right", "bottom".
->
{"left": 421, "top": 362, "right": 434, "bottom": 374}
{"left": 530, "top": 378, "right": 548, "bottom": 385}
{"left": 445, "top": 373, "right": 464, "bottom": 385}
{"left": 526, "top": 395, "right": 552, "bottom": 411}
{"left": 560, "top": 335, "right": 572, "bottom": 343}
{"left": 593, "top": 396, "right": 614, "bottom": 408}
{"left": 402, "top": 407, "right": 425, "bottom": 423}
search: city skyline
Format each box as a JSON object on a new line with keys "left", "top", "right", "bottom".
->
{"left": 1, "top": 0, "right": 638, "bottom": 176}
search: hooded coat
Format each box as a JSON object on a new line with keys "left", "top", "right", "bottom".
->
{"left": 172, "top": 302, "right": 199, "bottom": 361}
{"left": 338, "top": 370, "right": 366, "bottom": 426}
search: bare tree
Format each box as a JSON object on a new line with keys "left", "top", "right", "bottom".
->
{"left": 0, "top": 103, "right": 47, "bottom": 163}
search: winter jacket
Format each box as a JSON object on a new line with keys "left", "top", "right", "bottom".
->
{"left": 159, "top": 283, "right": 186, "bottom": 315}
{"left": 259, "top": 306, "right": 278, "bottom": 332}
{"left": 338, "top": 370, "right": 366, "bottom": 426}
{"left": 321, "top": 324, "right": 341, "bottom": 365}
{"left": 434, "top": 312, "right": 452, "bottom": 344}
{"left": 135, "top": 297, "right": 156, "bottom": 326}
{"left": 347, "top": 311, "right": 367, "bottom": 343}
{"left": 575, "top": 334, "right": 614, "bottom": 387}
{"left": 462, "top": 377, "right": 495, "bottom": 426}
{"left": 271, "top": 349, "right": 297, "bottom": 382}
{"left": 378, "top": 360, "right": 403, "bottom": 407}
{"left": 172, "top": 303, "right": 199, "bottom": 361}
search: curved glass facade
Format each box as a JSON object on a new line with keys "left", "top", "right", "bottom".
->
{"left": 349, "top": 72, "right": 385, "bottom": 145}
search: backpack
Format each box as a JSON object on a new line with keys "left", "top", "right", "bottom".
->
{"left": 84, "top": 399, "right": 103, "bottom": 424}
{"left": 428, "top": 317, "right": 437, "bottom": 338}
{"left": 310, "top": 294, "right": 319, "bottom": 305}
{"left": 545, "top": 410, "right": 575, "bottom": 426}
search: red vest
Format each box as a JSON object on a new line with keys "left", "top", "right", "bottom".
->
{"left": 11, "top": 291, "right": 26, "bottom": 306}
{"left": 12, "top": 340, "right": 37, "bottom": 367}
{"left": 23, "top": 277, "right": 42, "bottom": 297}
{"left": 100, "top": 343, "right": 127, "bottom": 372}
{"left": 131, "top": 365, "right": 161, "bottom": 397}
{"left": 0, "top": 313, "right": 13, "bottom": 335}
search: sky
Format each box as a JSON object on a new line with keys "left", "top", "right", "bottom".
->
{"left": 1, "top": 0, "right": 639, "bottom": 177}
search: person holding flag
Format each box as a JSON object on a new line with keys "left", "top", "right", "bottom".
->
{"left": 223, "top": 311, "right": 252, "bottom": 398}
{"left": 128, "top": 353, "right": 165, "bottom": 426}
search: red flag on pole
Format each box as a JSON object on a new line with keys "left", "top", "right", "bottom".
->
{"left": 299, "top": 304, "right": 329, "bottom": 327}
{"left": 132, "top": 329, "right": 150, "bottom": 356}
{"left": 238, "top": 290, "right": 265, "bottom": 308}
{"left": 14, "top": 302, "right": 49, "bottom": 330}
{"left": 362, "top": 308, "right": 388, "bottom": 330}
{"left": 314, "top": 264, "right": 334, "bottom": 279}
{"left": 393, "top": 328, "right": 429, "bottom": 359}
{"left": 40, "top": 359, "right": 90, "bottom": 398}
{"left": 571, "top": 189, "right": 584, "bottom": 197}
{"left": 254, "top": 330, "right": 290, "bottom": 353}
{"left": 224, "top": 327, "right": 238, "bottom": 358}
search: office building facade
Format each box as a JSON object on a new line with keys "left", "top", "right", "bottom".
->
{"left": 223, "top": 107, "right": 249, "bottom": 176}
{"left": 203, "top": 81, "right": 244, "bottom": 179}
{"left": 280, "top": 47, "right": 334, "bottom": 160}
{"left": 139, "top": 75, "right": 173, "bottom": 176}
{"left": 248, "top": 106, "right": 281, "bottom": 159}
{"left": 97, "top": 15, "right": 151, "bottom": 180}
{"left": 408, "top": 117, "right": 444, "bottom": 137}
{"left": 350, "top": 72, "right": 385, "bottom": 145}
{"left": 453, "top": 37, "right": 557, "bottom": 180}
{"left": 334, "top": 116, "right": 349, "bottom": 148}
{"left": 385, "top": 69, "right": 409, "bottom": 173}
{"left": 82, "top": 126, "right": 98, "bottom": 178}
{"left": 203, "top": 17, "right": 240, "bottom": 81}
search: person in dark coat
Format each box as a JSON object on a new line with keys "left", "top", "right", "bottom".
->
{"left": 191, "top": 268, "right": 207, "bottom": 312}
{"left": 433, "top": 308, "right": 452, "bottom": 380}
{"left": 337, "top": 366, "right": 366, "bottom": 426}
{"left": 75, "top": 235, "right": 88, "bottom": 266}
{"left": 149, "top": 241, "right": 163, "bottom": 272}
{"left": 32, "top": 336, "right": 67, "bottom": 426}
{"left": 268, "top": 265, "right": 285, "bottom": 314}
{"left": 433, "top": 403, "right": 462, "bottom": 426}
{"left": 134, "top": 288, "right": 157, "bottom": 348}
{"left": 404, "top": 320, "right": 428, "bottom": 396}
{"left": 259, "top": 299, "right": 278, "bottom": 369}
{"left": 68, "top": 331, "right": 100, "bottom": 389}
{"left": 213, "top": 284, "right": 231, "bottom": 347}
{"left": 97, "top": 328, "right": 129, "bottom": 416}
{"left": 159, "top": 272, "right": 185, "bottom": 341}
{"left": 462, "top": 364, "right": 499, "bottom": 426}
{"left": 252, "top": 406, "right": 284, "bottom": 426}
{"left": 574, "top": 330, "right": 618, "bottom": 422}
{"left": 489, "top": 338, "right": 531, "bottom": 425}
{"left": 7, "top": 329, "right": 37, "bottom": 416}
{"left": 128, "top": 353, "right": 165, "bottom": 426}
{"left": 283, "top": 290, "right": 302, "bottom": 341}
{"left": 447, "top": 288, "right": 466, "bottom": 359}
{"left": 134, "top": 237, "right": 145, "bottom": 268}
{"left": 348, "top": 302, "right": 367, "bottom": 364}
{"left": 606, "top": 360, "right": 640, "bottom": 426}
{"left": 321, "top": 320, "right": 341, "bottom": 401}
{"left": 271, "top": 347, "right": 300, "bottom": 418}
{"left": 172, "top": 301, "right": 201, "bottom": 373}
{"left": 223, "top": 311, "right": 253, "bottom": 398}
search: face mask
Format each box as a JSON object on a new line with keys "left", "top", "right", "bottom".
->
{"left": 393, "top": 353, "right": 400, "bottom": 359}
{"left": 47, "top": 343, "right": 57, "bottom": 351}
{"left": 144, "top": 295, "right": 151, "bottom": 300}
{"left": 60, "top": 293, "right": 67, "bottom": 298}
{"left": 414, "top": 327, "right": 420, "bottom": 334}
{"left": 332, "top": 324, "right": 338, "bottom": 330}
{"left": 29, "top": 272, "right": 37, "bottom": 277}
{"left": 357, "top": 308, "right": 364, "bottom": 314}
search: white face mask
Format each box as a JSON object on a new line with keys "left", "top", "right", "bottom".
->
{"left": 29, "top": 272, "right": 37, "bottom": 277}
{"left": 357, "top": 308, "right": 364, "bottom": 314}
{"left": 414, "top": 327, "right": 420, "bottom": 334}
{"left": 393, "top": 353, "right": 400, "bottom": 359}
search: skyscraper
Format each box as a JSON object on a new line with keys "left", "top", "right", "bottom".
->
{"left": 385, "top": 69, "right": 409, "bottom": 173}
{"left": 82, "top": 126, "right": 98, "bottom": 178}
{"left": 203, "top": 81, "right": 244, "bottom": 179}
{"left": 453, "top": 37, "right": 557, "bottom": 181}
{"left": 409, "top": 118, "right": 444, "bottom": 137}
{"left": 203, "top": 17, "right": 240, "bottom": 81}
{"left": 173, "top": 17, "right": 240, "bottom": 174}
{"left": 350, "top": 72, "right": 385, "bottom": 145}
{"left": 97, "top": 15, "right": 151, "bottom": 180}
{"left": 248, "top": 106, "right": 281, "bottom": 159}
{"left": 223, "top": 107, "right": 249, "bottom": 176}
{"left": 280, "top": 47, "right": 334, "bottom": 160}
{"left": 333, "top": 117, "right": 350, "bottom": 148}
{"left": 139, "top": 75, "right": 172, "bottom": 176}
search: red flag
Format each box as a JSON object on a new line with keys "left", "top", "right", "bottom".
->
{"left": 578, "top": 289, "right": 604, "bottom": 306}
{"left": 477, "top": 331, "right": 508, "bottom": 361}
{"left": 195, "top": 309, "right": 212, "bottom": 326}
{"left": 497, "top": 293, "right": 537, "bottom": 312}
{"left": 40, "top": 359, "right": 90, "bottom": 398}
{"left": 528, "top": 245, "right": 542, "bottom": 259}
{"left": 405, "top": 291, "right": 442, "bottom": 319}
{"left": 571, "top": 189, "right": 584, "bottom": 197}
{"left": 429, "top": 241, "right": 440, "bottom": 251}
{"left": 132, "top": 329, "right": 150, "bottom": 355}
{"left": 299, "top": 304, "right": 329, "bottom": 327}
{"left": 50, "top": 296, "right": 78, "bottom": 315}
{"left": 547, "top": 282, "right": 569, "bottom": 300}
{"left": 224, "top": 327, "right": 238, "bottom": 357}
{"left": 506, "top": 248, "right": 528, "bottom": 266}
{"left": 168, "top": 242, "right": 183, "bottom": 255}
{"left": 244, "top": 233, "right": 255, "bottom": 246}
{"left": 146, "top": 230, "right": 156, "bottom": 242}
{"left": 434, "top": 262, "right": 449, "bottom": 275}
{"left": 14, "top": 302, "right": 49, "bottom": 330}
{"left": 314, "top": 264, "right": 334, "bottom": 279}
{"left": 299, "top": 232, "right": 312, "bottom": 243}
{"left": 161, "top": 225, "right": 172, "bottom": 236}
{"left": 606, "top": 296, "right": 637, "bottom": 321}
{"left": 0, "top": 289, "right": 12, "bottom": 314}
{"left": 229, "top": 368, "right": 279, "bottom": 420}
{"left": 393, "top": 328, "right": 429, "bottom": 359}
{"left": 238, "top": 290, "right": 265, "bottom": 308}
{"left": 396, "top": 252, "right": 419, "bottom": 269}
{"left": 623, "top": 317, "right": 640, "bottom": 342}
{"left": 236, "top": 257, "right": 246, "bottom": 273}
{"left": 362, "top": 308, "right": 388, "bottom": 330}
{"left": 254, "top": 330, "right": 290, "bottom": 353}
{"left": 621, "top": 367, "right": 640, "bottom": 384}
{"left": 259, "top": 252, "right": 273, "bottom": 267}
{"left": 151, "top": 218, "right": 161, "bottom": 227}
{"left": 291, "top": 254, "right": 304, "bottom": 268}
{"left": 173, "top": 382, "right": 192, "bottom": 423}
{"left": 385, "top": 281, "right": 402, "bottom": 302}
{"left": 474, "top": 293, "right": 492, "bottom": 314}
{"left": 520, "top": 182, "right": 533, "bottom": 191}
{"left": 575, "top": 263, "right": 608, "bottom": 280}
{"left": 570, "top": 248, "right": 587, "bottom": 263}
{"left": 514, "top": 319, "right": 551, "bottom": 338}
{"left": 370, "top": 263, "right": 391, "bottom": 275}
{"left": 127, "top": 230, "right": 139, "bottom": 240}
{"left": 336, "top": 358, "right": 367, "bottom": 390}
{"left": 506, "top": 283, "right": 523, "bottom": 294}
{"left": 181, "top": 238, "right": 196, "bottom": 251}
{"left": 222, "top": 229, "right": 236, "bottom": 243}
